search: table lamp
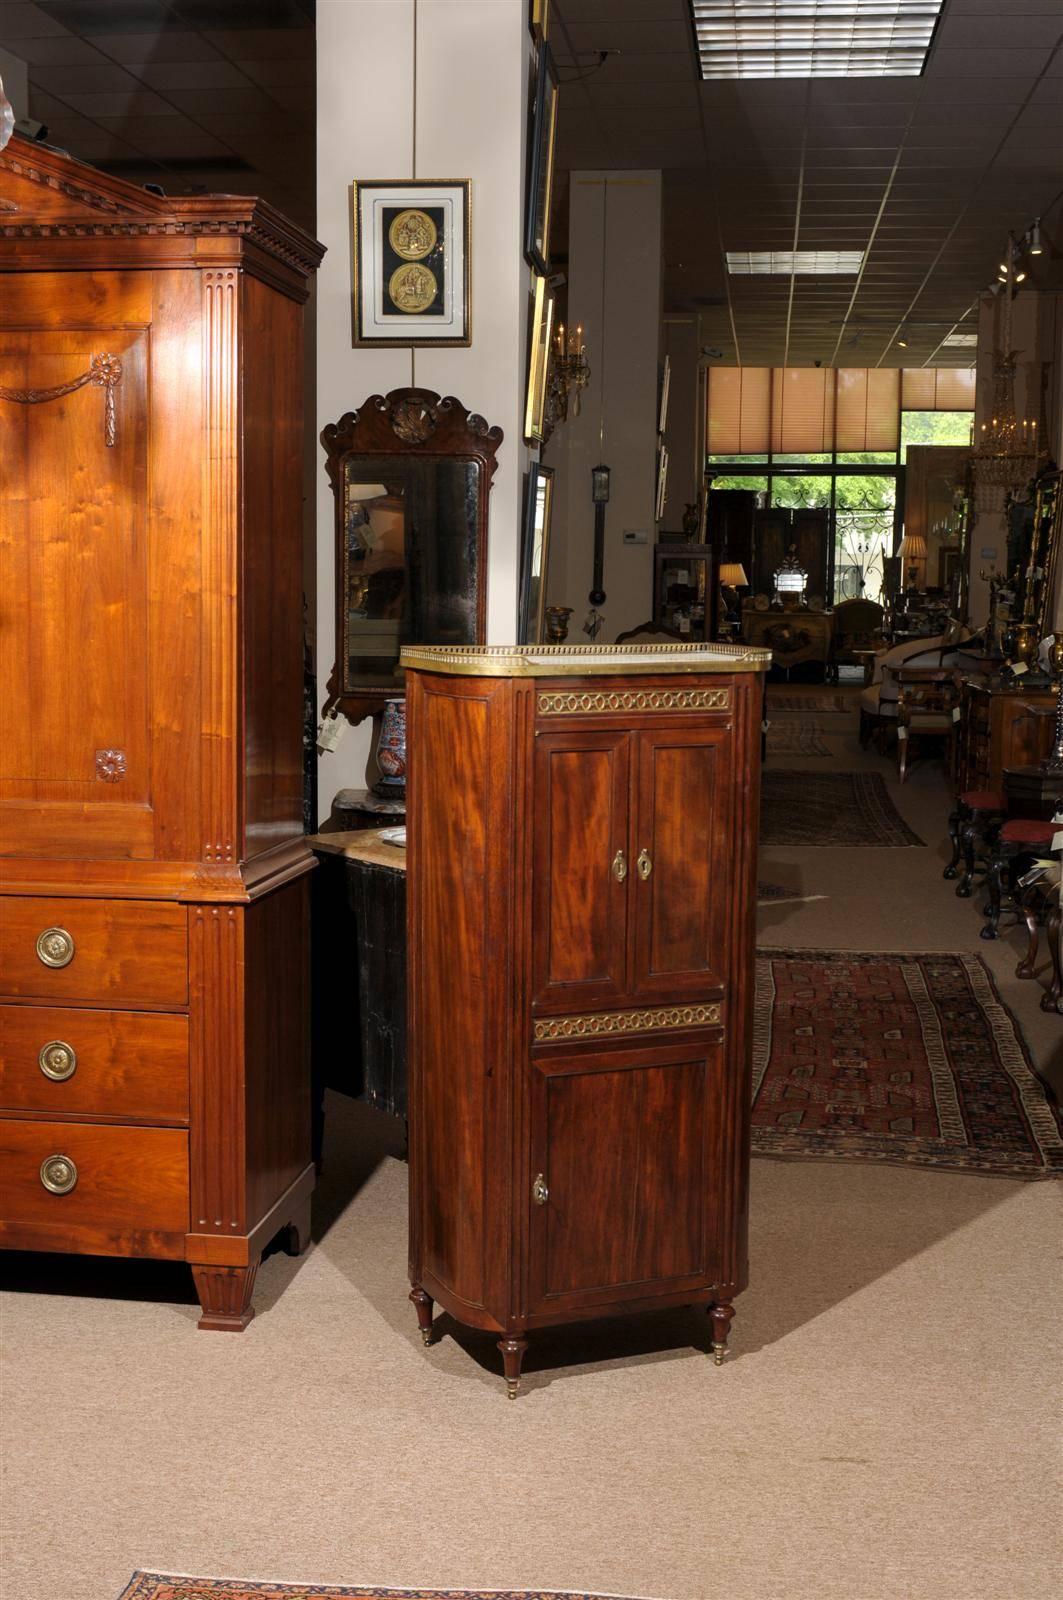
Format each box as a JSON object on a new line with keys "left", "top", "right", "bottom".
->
{"left": 899, "top": 533, "right": 927, "bottom": 590}
{"left": 719, "top": 561, "right": 749, "bottom": 625}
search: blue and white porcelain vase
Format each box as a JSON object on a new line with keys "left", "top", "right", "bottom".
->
{"left": 373, "top": 696, "right": 407, "bottom": 798}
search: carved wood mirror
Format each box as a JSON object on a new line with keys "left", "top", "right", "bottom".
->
{"left": 322, "top": 388, "right": 503, "bottom": 720}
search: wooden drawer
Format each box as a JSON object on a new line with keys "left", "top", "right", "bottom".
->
{"left": 0, "top": 1005, "right": 189, "bottom": 1123}
{"left": 0, "top": 897, "right": 187, "bottom": 1008}
{"left": 0, "top": 1118, "right": 189, "bottom": 1236}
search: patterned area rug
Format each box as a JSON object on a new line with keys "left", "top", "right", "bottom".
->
{"left": 761, "top": 770, "right": 924, "bottom": 847}
{"left": 765, "top": 718, "right": 833, "bottom": 756}
{"left": 758, "top": 881, "right": 826, "bottom": 905}
{"left": 752, "top": 950, "right": 1063, "bottom": 1178}
{"left": 764, "top": 691, "right": 858, "bottom": 714}
{"left": 117, "top": 1581, "right": 651, "bottom": 1600}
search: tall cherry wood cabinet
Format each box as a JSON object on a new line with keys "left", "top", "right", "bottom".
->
{"left": 0, "top": 137, "right": 324, "bottom": 1328}
{"left": 404, "top": 642, "right": 770, "bottom": 1395}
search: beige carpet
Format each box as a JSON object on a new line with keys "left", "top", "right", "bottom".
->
{"left": 3, "top": 709, "right": 1061, "bottom": 1600}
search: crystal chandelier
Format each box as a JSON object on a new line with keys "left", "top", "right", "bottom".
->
{"left": 543, "top": 320, "right": 590, "bottom": 445}
{"left": 971, "top": 241, "right": 1044, "bottom": 492}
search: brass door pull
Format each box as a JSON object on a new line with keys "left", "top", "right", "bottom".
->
{"left": 637, "top": 848, "right": 653, "bottom": 880}
{"left": 532, "top": 1173, "right": 549, "bottom": 1206}
{"left": 39, "top": 1041, "right": 77, "bottom": 1082}
{"left": 40, "top": 1154, "right": 78, "bottom": 1195}
{"left": 36, "top": 926, "right": 74, "bottom": 968}
{"left": 611, "top": 849, "right": 627, "bottom": 883}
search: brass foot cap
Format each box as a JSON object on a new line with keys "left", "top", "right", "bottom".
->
{"left": 506, "top": 1383, "right": 519, "bottom": 1400}
{"left": 712, "top": 1343, "right": 727, "bottom": 1366}
{"left": 421, "top": 1329, "right": 433, "bottom": 1347}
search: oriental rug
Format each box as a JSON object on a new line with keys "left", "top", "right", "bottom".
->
{"left": 751, "top": 949, "right": 1063, "bottom": 1178}
{"left": 760, "top": 770, "right": 924, "bottom": 847}
{"left": 117, "top": 1581, "right": 651, "bottom": 1600}
{"left": 765, "top": 718, "right": 833, "bottom": 756}
{"left": 764, "top": 690, "right": 858, "bottom": 714}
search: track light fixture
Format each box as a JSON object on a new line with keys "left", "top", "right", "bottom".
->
{"left": 1029, "top": 218, "right": 1043, "bottom": 256}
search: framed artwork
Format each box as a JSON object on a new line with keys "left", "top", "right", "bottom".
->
{"left": 655, "top": 444, "right": 669, "bottom": 523}
{"left": 524, "top": 42, "right": 559, "bottom": 274}
{"left": 524, "top": 272, "right": 554, "bottom": 442}
{"left": 519, "top": 463, "right": 555, "bottom": 643}
{"left": 529, "top": 0, "right": 550, "bottom": 40}
{"left": 658, "top": 353, "right": 671, "bottom": 436}
{"left": 351, "top": 179, "right": 470, "bottom": 346}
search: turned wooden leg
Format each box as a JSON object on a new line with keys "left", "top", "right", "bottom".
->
{"left": 409, "top": 1284, "right": 435, "bottom": 1347}
{"left": 943, "top": 804, "right": 964, "bottom": 879}
{"left": 191, "top": 1261, "right": 259, "bottom": 1332}
{"left": 497, "top": 1335, "right": 529, "bottom": 1400}
{"left": 1041, "top": 898, "right": 1063, "bottom": 1014}
{"left": 1016, "top": 885, "right": 1041, "bottom": 979}
{"left": 956, "top": 821, "right": 978, "bottom": 898}
{"left": 280, "top": 1197, "right": 312, "bottom": 1257}
{"left": 980, "top": 853, "right": 1006, "bottom": 941}
{"left": 709, "top": 1302, "right": 735, "bottom": 1366}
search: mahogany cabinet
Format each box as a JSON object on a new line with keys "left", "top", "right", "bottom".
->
{"left": 404, "top": 642, "right": 769, "bottom": 1395}
{"left": 956, "top": 679, "right": 1055, "bottom": 794}
{"left": 0, "top": 136, "right": 323, "bottom": 1328}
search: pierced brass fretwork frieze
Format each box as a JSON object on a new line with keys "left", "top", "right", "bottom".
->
{"left": 534, "top": 1002, "right": 723, "bottom": 1042}
{"left": 537, "top": 686, "right": 731, "bottom": 716}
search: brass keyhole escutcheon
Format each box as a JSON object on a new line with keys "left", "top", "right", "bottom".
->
{"left": 38, "top": 1041, "right": 77, "bottom": 1082}
{"left": 611, "top": 849, "right": 627, "bottom": 883}
{"left": 637, "top": 849, "right": 653, "bottom": 881}
{"left": 40, "top": 1154, "right": 78, "bottom": 1195}
{"left": 532, "top": 1173, "right": 549, "bottom": 1206}
{"left": 36, "top": 926, "right": 75, "bottom": 969}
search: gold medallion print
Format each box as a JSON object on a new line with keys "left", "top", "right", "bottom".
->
{"left": 389, "top": 262, "right": 438, "bottom": 315}
{"left": 388, "top": 207, "right": 438, "bottom": 260}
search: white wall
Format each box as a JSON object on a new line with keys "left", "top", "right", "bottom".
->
{"left": 0, "top": 46, "right": 29, "bottom": 122}
{"left": 314, "top": 0, "right": 530, "bottom": 819}
{"left": 546, "top": 171, "right": 663, "bottom": 641}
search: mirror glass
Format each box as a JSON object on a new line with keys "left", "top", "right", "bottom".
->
{"left": 342, "top": 456, "right": 482, "bottom": 693}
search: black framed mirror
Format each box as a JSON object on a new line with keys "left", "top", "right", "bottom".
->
{"left": 322, "top": 388, "right": 503, "bottom": 720}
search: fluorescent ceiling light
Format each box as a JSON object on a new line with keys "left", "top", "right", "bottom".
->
{"left": 727, "top": 249, "right": 864, "bottom": 274}
{"left": 691, "top": 2, "right": 946, "bottom": 80}
{"left": 941, "top": 333, "right": 978, "bottom": 347}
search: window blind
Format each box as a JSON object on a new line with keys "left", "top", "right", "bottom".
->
{"left": 901, "top": 368, "right": 976, "bottom": 412}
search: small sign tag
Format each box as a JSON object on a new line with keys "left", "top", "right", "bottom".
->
{"left": 317, "top": 711, "right": 346, "bottom": 753}
{"left": 1052, "top": 831, "right": 1063, "bottom": 853}
{"left": 952, "top": 706, "right": 962, "bottom": 723}
{"left": 897, "top": 726, "right": 908, "bottom": 740}
{"left": 1010, "top": 661, "right": 1029, "bottom": 677}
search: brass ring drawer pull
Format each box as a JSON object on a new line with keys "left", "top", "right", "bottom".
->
{"left": 38, "top": 1040, "right": 77, "bottom": 1082}
{"left": 35, "top": 926, "right": 75, "bottom": 969}
{"left": 637, "top": 848, "right": 653, "bottom": 881}
{"left": 40, "top": 1154, "right": 78, "bottom": 1195}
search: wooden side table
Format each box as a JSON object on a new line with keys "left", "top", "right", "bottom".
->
{"left": 308, "top": 829, "right": 409, "bottom": 1158}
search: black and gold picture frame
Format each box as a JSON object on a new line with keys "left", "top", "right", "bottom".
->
{"left": 524, "top": 43, "right": 559, "bottom": 275}
{"left": 351, "top": 179, "right": 471, "bottom": 347}
{"left": 519, "top": 462, "right": 555, "bottom": 643}
{"left": 524, "top": 272, "right": 554, "bottom": 442}
{"left": 529, "top": 0, "right": 550, "bottom": 40}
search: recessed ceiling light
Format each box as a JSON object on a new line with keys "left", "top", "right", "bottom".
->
{"left": 726, "top": 249, "right": 864, "bottom": 275}
{"left": 690, "top": 2, "right": 947, "bottom": 80}
{"left": 942, "top": 333, "right": 978, "bottom": 347}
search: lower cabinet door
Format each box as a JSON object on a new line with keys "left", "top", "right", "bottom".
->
{"left": 526, "top": 1035, "right": 726, "bottom": 1317}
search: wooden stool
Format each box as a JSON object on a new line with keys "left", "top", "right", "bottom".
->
{"left": 980, "top": 819, "right": 1057, "bottom": 941}
{"left": 946, "top": 790, "right": 1006, "bottom": 897}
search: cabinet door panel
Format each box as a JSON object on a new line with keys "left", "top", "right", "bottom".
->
{"left": 532, "top": 731, "right": 630, "bottom": 1012}
{"left": 633, "top": 727, "right": 730, "bottom": 999}
{"left": 527, "top": 1038, "right": 725, "bottom": 1314}
{"left": 0, "top": 325, "right": 153, "bottom": 858}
